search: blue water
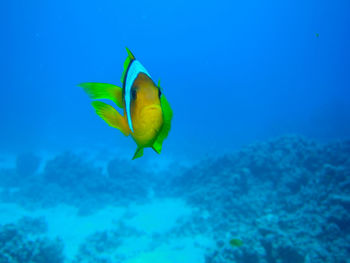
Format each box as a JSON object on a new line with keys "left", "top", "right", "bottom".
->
{"left": 2, "top": 0, "right": 350, "bottom": 155}
{"left": 1, "top": 0, "right": 350, "bottom": 262}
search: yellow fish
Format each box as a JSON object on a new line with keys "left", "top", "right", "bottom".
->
{"left": 79, "top": 48, "right": 173, "bottom": 160}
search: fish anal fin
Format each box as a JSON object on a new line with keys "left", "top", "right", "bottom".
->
{"left": 79, "top": 83, "right": 123, "bottom": 108}
{"left": 91, "top": 101, "right": 130, "bottom": 136}
{"left": 132, "top": 147, "right": 144, "bottom": 160}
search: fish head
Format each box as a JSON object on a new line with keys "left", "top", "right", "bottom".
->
{"left": 130, "top": 73, "right": 163, "bottom": 143}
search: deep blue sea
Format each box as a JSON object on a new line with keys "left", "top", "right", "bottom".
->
{"left": 1, "top": 0, "right": 350, "bottom": 262}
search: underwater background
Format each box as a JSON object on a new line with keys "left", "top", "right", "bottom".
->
{"left": 1, "top": 0, "right": 350, "bottom": 262}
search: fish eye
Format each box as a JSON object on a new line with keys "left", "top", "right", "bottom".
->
{"left": 131, "top": 87, "right": 137, "bottom": 100}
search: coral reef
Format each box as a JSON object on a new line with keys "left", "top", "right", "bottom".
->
{"left": 106, "top": 157, "right": 154, "bottom": 203}
{"left": 0, "top": 135, "right": 349, "bottom": 262}
{"left": 166, "top": 135, "right": 350, "bottom": 263}
{"left": 0, "top": 152, "right": 40, "bottom": 189}
{"left": 72, "top": 222, "right": 143, "bottom": 263}
{"left": 72, "top": 230, "right": 122, "bottom": 263}
{"left": 0, "top": 217, "right": 64, "bottom": 263}
{"left": 1, "top": 152, "right": 153, "bottom": 214}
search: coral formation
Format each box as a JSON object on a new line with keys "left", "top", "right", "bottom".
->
{"left": 1, "top": 152, "right": 153, "bottom": 214}
{"left": 0, "top": 135, "right": 349, "bottom": 262}
{"left": 0, "top": 217, "right": 64, "bottom": 263}
{"left": 167, "top": 135, "right": 350, "bottom": 262}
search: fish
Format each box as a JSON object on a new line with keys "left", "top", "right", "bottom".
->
{"left": 229, "top": 238, "right": 243, "bottom": 247}
{"left": 79, "top": 48, "right": 173, "bottom": 160}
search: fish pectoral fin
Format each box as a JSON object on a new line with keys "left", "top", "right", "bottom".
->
{"left": 151, "top": 95, "right": 173, "bottom": 155}
{"left": 79, "top": 82, "right": 123, "bottom": 108}
{"left": 150, "top": 95, "right": 173, "bottom": 153}
{"left": 91, "top": 101, "right": 130, "bottom": 136}
{"left": 132, "top": 147, "right": 144, "bottom": 160}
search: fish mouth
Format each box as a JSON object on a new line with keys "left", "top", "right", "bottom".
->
{"left": 142, "top": 105, "right": 162, "bottom": 123}
{"left": 143, "top": 105, "right": 162, "bottom": 112}
{"left": 139, "top": 105, "right": 163, "bottom": 131}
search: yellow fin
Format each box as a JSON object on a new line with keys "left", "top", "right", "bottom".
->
{"left": 79, "top": 82, "right": 123, "bottom": 108}
{"left": 91, "top": 101, "right": 129, "bottom": 136}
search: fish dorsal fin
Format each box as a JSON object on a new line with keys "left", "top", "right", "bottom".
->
{"left": 121, "top": 47, "right": 135, "bottom": 84}
{"left": 126, "top": 47, "right": 135, "bottom": 60}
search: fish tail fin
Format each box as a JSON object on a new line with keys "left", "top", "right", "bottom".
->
{"left": 78, "top": 82, "right": 123, "bottom": 108}
{"left": 91, "top": 101, "right": 130, "bottom": 136}
{"left": 132, "top": 147, "right": 144, "bottom": 160}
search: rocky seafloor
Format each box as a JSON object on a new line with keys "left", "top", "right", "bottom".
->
{"left": 0, "top": 135, "right": 349, "bottom": 263}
